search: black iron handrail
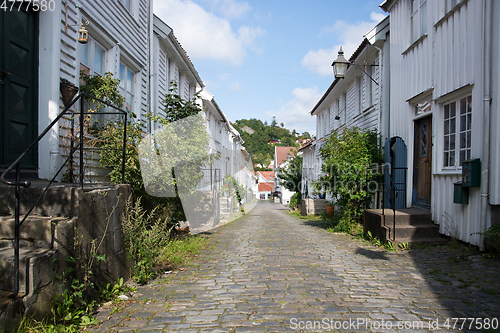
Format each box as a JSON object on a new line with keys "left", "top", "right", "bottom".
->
{"left": 365, "top": 165, "right": 407, "bottom": 242}
{"left": 0, "top": 92, "right": 128, "bottom": 298}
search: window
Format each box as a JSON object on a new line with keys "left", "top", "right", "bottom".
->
{"left": 438, "top": 0, "right": 462, "bottom": 19}
{"left": 80, "top": 38, "right": 106, "bottom": 77}
{"left": 119, "top": 62, "right": 135, "bottom": 112}
{"left": 356, "top": 77, "right": 362, "bottom": 114}
{"left": 340, "top": 92, "right": 347, "bottom": 125}
{"left": 366, "top": 66, "right": 373, "bottom": 107}
{"left": 443, "top": 96, "right": 471, "bottom": 167}
{"left": 411, "top": 0, "right": 427, "bottom": 43}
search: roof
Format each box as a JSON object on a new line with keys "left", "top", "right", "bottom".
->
{"left": 258, "top": 182, "right": 274, "bottom": 192}
{"left": 275, "top": 146, "right": 297, "bottom": 168}
{"left": 379, "top": 0, "right": 396, "bottom": 12}
{"left": 298, "top": 139, "right": 315, "bottom": 152}
{"left": 258, "top": 171, "right": 275, "bottom": 181}
{"left": 309, "top": 38, "right": 371, "bottom": 116}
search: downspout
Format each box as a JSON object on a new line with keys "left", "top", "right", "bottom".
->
{"left": 147, "top": 0, "right": 153, "bottom": 134}
{"left": 480, "top": 0, "right": 492, "bottom": 250}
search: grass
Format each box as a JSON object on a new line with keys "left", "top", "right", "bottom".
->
{"left": 157, "top": 234, "right": 209, "bottom": 271}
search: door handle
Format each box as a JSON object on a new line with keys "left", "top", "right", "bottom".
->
{"left": 0, "top": 69, "right": 10, "bottom": 84}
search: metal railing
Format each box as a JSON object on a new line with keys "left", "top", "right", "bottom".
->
{"left": 365, "top": 165, "right": 407, "bottom": 242}
{"left": 0, "top": 92, "right": 128, "bottom": 298}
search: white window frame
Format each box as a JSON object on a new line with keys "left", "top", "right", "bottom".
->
{"left": 356, "top": 77, "right": 362, "bottom": 114}
{"left": 411, "top": 0, "right": 427, "bottom": 44}
{"left": 119, "top": 62, "right": 135, "bottom": 113}
{"left": 80, "top": 37, "right": 106, "bottom": 77}
{"left": 443, "top": 96, "right": 472, "bottom": 169}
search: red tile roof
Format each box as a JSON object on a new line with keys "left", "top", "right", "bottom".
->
{"left": 258, "top": 171, "right": 275, "bottom": 181}
{"left": 258, "top": 182, "right": 274, "bottom": 192}
{"left": 275, "top": 146, "right": 297, "bottom": 168}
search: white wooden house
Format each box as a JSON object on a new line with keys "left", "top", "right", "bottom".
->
{"left": 380, "top": 0, "right": 500, "bottom": 247}
{"left": 151, "top": 14, "right": 204, "bottom": 133}
{"left": 0, "top": 0, "right": 153, "bottom": 180}
{"left": 301, "top": 16, "right": 390, "bottom": 205}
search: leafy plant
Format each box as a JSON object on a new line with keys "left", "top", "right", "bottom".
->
{"left": 384, "top": 240, "right": 398, "bottom": 252}
{"left": 398, "top": 242, "right": 410, "bottom": 250}
{"left": 122, "top": 196, "right": 172, "bottom": 284}
{"left": 483, "top": 223, "right": 500, "bottom": 256}
{"left": 314, "top": 127, "right": 383, "bottom": 228}
{"left": 289, "top": 192, "right": 301, "bottom": 211}
{"left": 79, "top": 71, "right": 125, "bottom": 110}
{"left": 276, "top": 154, "right": 302, "bottom": 193}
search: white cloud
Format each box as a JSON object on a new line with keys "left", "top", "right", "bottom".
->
{"left": 267, "top": 87, "right": 322, "bottom": 134}
{"left": 154, "top": 0, "right": 264, "bottom": 66}
{"left": 301, "top": 12, "right": 387, "bottom": 76}
{"left": 201, "top": 0, "right": 251, "bottom": 19}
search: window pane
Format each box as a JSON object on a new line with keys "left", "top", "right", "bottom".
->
{"left": 467, "top": 131, "right": 471, "bottom": 148}
{"left": 460, "top": 132, "right": 466, "bottom": 149}
{"left": 444, "top": 136, "right": 449, "bottom": 150}
{"left": 467, "top": 114, "right": 472, "bottom": 130}
{"left": 460, "top": 98, "right": 466, "bottom": 114}
{"left": 444, "top": 152, "right": 449, "bottom": 167}
{"left": 450, "top": 102, "right": 456, "bottom": 117}
{"left": 450, "top": 118, "right": 456, "bottom": 134}
{"left": 80, "top": 43, "right": 90, "bottom": 66}
{"left": 460, "top": 151, "right": 465, "bottom": 164}
{"left": 450, "top": 134, "right": 455, "bottom": 150}
{"left": 450, "top": 153, "right": 455, "bottom": 166}
{"left": 460, "top": 115, "right": 466, "bottom": 131}
{"left": 119, "top": 63, "right": 125, "bottom": 88}
{"left": 444, "top": 119, "right": 449, "bottom": 135}
{"left": 444, "top": 104, "right": 449, "bottom": 118}
{"left": 94, "top": 44, "right": 104, "bottom": 75}
{"left": 127, "top": 68, "right": 133, "bottom": 92}
{"left": 420, "top": 0, "right": 427, "bottom": 35}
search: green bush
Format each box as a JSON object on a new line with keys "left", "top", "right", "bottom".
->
{"left": 484, "top": 223, "right": 500, "bottom": 256}
{"left": 122, "top": 197, "right": 171, "bottom": 284}
{"left": 314, "top": 127, "right": 383, "bottom": 226}
{"left": 289, "top": 192, "right": 301, "bottom": 210}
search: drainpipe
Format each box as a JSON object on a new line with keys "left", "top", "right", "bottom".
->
{"left": 480, "top": 0, "right": 492, "bottom": 250}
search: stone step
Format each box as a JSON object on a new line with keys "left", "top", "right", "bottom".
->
{"left": 373, "top": 207, "right": 433, "bottom": 226}
{"left": 0, "top": 181, "right": 81, "bottom": 217}
{"left": 383, "top": 223, "right": 442, "bottom": 240}
{"left": 0, "top": 246, "right": 55, "bottom": 294}
{"left": 0, "top": 216, "right": 70, "bottom": 248}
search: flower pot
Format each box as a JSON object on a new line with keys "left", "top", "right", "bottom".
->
{"left": 60, "top": 78, "right": 79, "bottom": 107}
{"left": 326, "top": 205, "right": 334, "bottom": 217}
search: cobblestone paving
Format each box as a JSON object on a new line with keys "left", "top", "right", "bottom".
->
{"left": 92, "top": 201, "right": 500, "bottom": 332}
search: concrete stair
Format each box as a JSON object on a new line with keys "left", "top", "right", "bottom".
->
{"left": 364, "top": 207, "right": 447, "bottom": 245}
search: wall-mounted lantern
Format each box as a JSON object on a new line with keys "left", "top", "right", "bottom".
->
{"left": 332, "top": 46, "right": 380, "bottom": 86}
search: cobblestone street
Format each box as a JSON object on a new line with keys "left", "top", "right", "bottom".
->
{"left": 92, "top": 201, "right": 500, "bottom": 333}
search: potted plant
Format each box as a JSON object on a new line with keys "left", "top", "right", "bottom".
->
{"left": 326, "top": 200, "right": 334, "bottom": 217}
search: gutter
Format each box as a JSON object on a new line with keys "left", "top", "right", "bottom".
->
{"left": 480, "top": 0, "right": 492, "bottom": 249}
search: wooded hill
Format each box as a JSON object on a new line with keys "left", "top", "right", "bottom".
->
{"left": 231, "top": 118, "right": 311, "bottom": 169}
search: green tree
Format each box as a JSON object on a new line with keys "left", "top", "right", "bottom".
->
{"left": 276, "top": 154, "right": 303, "bottom": 193}
{"left": 315, "top": 127, "right": 382, "bottom": 226}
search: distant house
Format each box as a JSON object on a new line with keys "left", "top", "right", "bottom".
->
{"left": 274, "top": 146, "right": 298, "bottom": 204}
{"left": 257, "top": 182, "right": 273, "bottom": 200}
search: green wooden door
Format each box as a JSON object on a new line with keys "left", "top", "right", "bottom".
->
{"left": 0, "top": 7, "right": 38, "bottom": 169}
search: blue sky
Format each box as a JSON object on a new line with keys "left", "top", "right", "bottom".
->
{"left": 154, "top": 0, "right": 387, "bottom": 135}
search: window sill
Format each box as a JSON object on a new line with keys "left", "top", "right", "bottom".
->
{"left": 402, "top": 34, "right": 428, "bottom": 55}
{"left": 434, "top": 169, "right": 462, "bottom": 176}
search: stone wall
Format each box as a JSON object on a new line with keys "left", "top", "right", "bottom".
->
{"left": 301, "top": 198, "right": 326, "bottom": 216}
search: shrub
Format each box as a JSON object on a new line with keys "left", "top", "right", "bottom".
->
{"left": 314, "top": 127, "right": 383, "bottom": 226}
{"left": 289, "top": 192, "right": 301, "bottom": 210}
{"left": 484, "top": 223, "right": 500, "bottom": 256}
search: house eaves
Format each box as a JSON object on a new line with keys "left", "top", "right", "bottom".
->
{"left": 200, "top": 90, "right": 229, "bottom": 124}
{"left": 380, "top": 0, "right": 397, "bottom": 12}
{"left": 153, "top": 14, "right": 204, "bottom": 88}
{"left": 309, "top": 38, "right": 370, "bottom": 116}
